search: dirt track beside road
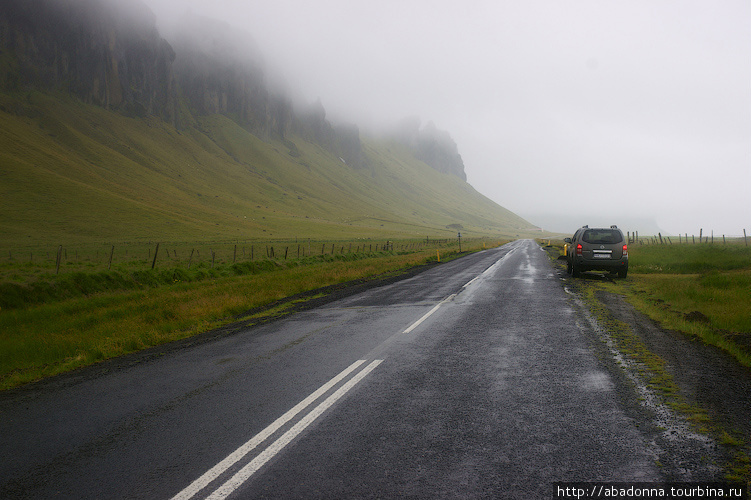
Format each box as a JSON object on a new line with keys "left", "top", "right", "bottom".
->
{"left": 596, "top": 290, "right": 751, "bottom": 455}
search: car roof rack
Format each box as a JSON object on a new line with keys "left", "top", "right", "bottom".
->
{"left": 582, "top": 225, "right": 589, "bottom": 228}
{"left": 610, "top": 225, "right": 618, "bottom": 228}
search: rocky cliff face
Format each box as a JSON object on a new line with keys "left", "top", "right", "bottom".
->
{"left": 294, "top": 99, "right": 366, "bottom": 169}
{"left": 166, "top": 13, "right": 293, "bottom": 139}
{"left": 393, "top": 117, "right": 467, "bottom": 181}
{"left": 0, "top": 0, "right": 178, "bottom": 122}
{"left": 1, "top": 0, "right": 465, "bottom": 179}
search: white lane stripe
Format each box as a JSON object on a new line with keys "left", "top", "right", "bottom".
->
{"left": 402, "top": 294, "right": 456, "bottom": 334}
{"left": 463, "top": 276, "right": 480, "bottom": 288}
{"left": 171, "top": 359, "right": 367, "bottom": 500}
{"left": 205, "top": 359, "right": 384, "bottom": 500}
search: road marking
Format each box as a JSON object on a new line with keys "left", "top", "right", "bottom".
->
{"left": 205, "top": 359, "right": 383, "bottom": 500}
{"left": 456, "top": 248, "right": 514, "bottom": 292}
{"left": 402, "top": 294, "right": 456, "bottom": 334}
{"left": 404, "top": 248, "right": 513, "bottom": 335}
{"left": 171, "top": 359, "right": 369, "bottom": 500}
{"left": 463, "top": 276, "right": 480, "bottom": 288}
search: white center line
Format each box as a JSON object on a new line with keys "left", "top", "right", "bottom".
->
{"left": 171, "top": 359, "right": 368, "bottom": 500}
{"left": 402, "top": 294, "right": 456, "bottom": 334}
{"left": 205, "top": 359, "right": 384, "bottom": 500}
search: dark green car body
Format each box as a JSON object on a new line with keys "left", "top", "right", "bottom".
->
{"left": 564, "top": 226, "right": 628, "bottom": 278}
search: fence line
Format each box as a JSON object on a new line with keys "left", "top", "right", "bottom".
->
{"left": 3, "top": 236, "right": 486, "bottom": 273}
{"left": 627, "top": 228, "right": 748, "bottom": 246}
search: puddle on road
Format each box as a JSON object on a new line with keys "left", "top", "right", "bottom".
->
{"left": 579, "top": 371, "right": 615, "bottom": 392}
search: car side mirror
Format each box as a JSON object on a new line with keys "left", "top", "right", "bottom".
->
{"left": 564, "top": 238, "right": 572, "bottom": 243}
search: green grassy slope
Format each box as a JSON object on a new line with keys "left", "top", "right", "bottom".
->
{"left": 0, "top": 90, "right": 537, "bottom": 248}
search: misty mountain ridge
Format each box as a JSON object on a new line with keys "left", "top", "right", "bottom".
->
{"left": 1, "top": 0, "right": 467, "bottom": 179}
{"left": 0, "top": 0, "right": 538, "bottom": 243}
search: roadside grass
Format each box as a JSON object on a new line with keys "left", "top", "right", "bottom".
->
{"left": 626, "top": 243, "right": 751, "bottom": 368}
{"left": 627, "top": 272, "right": 751, "bottom": 367}
{"left": 0, "top": 238, "right": 454, "bottom": 309}
{"left": 0, "top": 239, "right": 499, "bottom": 390}
{"left": 629, "top": 243, "right": 751, "bottom": 274}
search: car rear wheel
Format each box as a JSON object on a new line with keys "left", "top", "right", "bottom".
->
{"left": 618, "top": 266, "right": 628, "bottom": 278}
{"left": 572, "top": 261, "right": 581, "bottom": 277}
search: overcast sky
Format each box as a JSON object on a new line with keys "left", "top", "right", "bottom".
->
{"left": 145, "top": 0, "right": 750, "bottom": 236}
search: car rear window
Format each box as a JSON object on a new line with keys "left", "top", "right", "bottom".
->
{"left": 582, "top": 229, "right": 622, "bottom": 244}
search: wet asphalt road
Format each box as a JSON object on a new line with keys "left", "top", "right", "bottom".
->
{"left": 0, "top": 239, "right": 662, "bottom": 499}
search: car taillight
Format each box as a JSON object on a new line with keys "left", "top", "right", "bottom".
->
{"left": 576, "top": 243, "right": 582, "bottom": 256}
{"left": 623, "top": 244, "right": 628, "bottom": 257}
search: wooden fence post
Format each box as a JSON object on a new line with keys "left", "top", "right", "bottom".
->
{"left": 108, "top": 245, "right": 114, "bottom": 270}
{"left": 56, "top": 245, "right": 62, "bottom": 274}
{"left": 188, "top": 248, "right": 194, "bottom": 269}
{"left": 151, "top": 243, "right": 159, "bottom": 269}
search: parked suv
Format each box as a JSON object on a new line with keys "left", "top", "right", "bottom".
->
{"left": 565, "top": 225, "right": 628, "bottom": 278}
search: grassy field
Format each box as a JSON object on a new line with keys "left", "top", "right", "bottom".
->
{"left": 626, "top": 242, "right": 751, "bottom": 367}
{"left": 0, "top": 237, "right": 500, "bottom": 390}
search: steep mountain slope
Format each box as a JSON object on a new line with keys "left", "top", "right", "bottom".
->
{"left": 0, "top": 91, "right": 536, "bottom": 246}
{"left": 0, "top": 0, "right": 538, "bottom": 247}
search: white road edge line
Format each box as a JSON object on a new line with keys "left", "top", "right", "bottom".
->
{"left": 402, "top": 294, "right": 456, "bottom": 334}
{"left": 171, "top": 359, "right": 367, "bottom": 500}
{"left": 205, "top": 359, "right": 384, "bottom": 500}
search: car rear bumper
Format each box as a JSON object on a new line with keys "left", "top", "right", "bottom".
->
{"left": 574, "top": 257, "right": 628, "bottom": 272}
